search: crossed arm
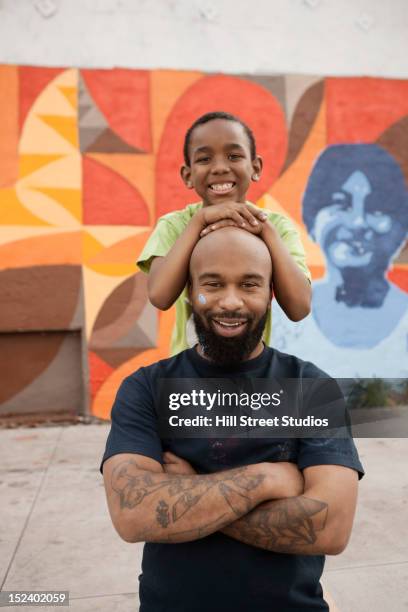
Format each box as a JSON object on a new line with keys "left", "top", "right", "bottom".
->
{"left": 103, "top": 452, "right": 358, "bottom": 556}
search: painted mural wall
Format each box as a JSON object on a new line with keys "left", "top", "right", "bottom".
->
{"left": 0, "top": 66, "right": 407, "bottom": 419}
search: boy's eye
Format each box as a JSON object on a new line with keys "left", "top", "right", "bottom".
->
{"left": 229, "top": 154, "right": 243, "bottom": 160}
{"left": 204, "top": 282, "right": 221, "bottom": 288}
{"left": 196, "top": 156, "right": 210, "bottom": 163}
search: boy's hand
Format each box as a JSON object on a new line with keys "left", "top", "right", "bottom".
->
{"left": 198, "top": 202, "right": 268, "bottom": 235}
{"left": 199, "top": 202, "right": 268, "bottom": 237}
{"left": 163, "top": 451, "right": 197, "bottom": 475}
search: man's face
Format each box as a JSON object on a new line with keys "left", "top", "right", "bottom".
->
{"left": 189, "top": 231, "right": 272, "bottom": 365}
{"left": 312, "top": 170, "right": 396, "bottom": 272}
{"left": 181, "top": 119, "right": 262, "bottom": 206}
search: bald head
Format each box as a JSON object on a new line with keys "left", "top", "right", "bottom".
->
{"left": 190, "top": 227, "right": 272, "bottom": 284}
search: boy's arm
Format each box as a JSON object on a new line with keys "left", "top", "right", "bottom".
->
{"left": 148, "top": 214, "right": 204, "bottom": 310}
{"left": 103, "top": 453, "right": 302, "bottom": 544}
{"left": 147, "top": 204, "right": 268, "bottom": 310}
{"left": 260, "top": 220, "right": 311, "bottom": 321}
{"left": 221, "top": 464, "right": 359, "bottom": 556}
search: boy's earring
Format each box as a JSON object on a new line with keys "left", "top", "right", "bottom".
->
{"left": 252, "top": 174, "right": 259, "bottom": 181}
{"left": 186, "top": 181, "right": 193, "bottom": 188}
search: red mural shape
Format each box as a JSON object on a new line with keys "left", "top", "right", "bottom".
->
{"left": 155, "top": 74, "right": 288, "bottom": 218}
{"left": 326, "top": 77, "right": 408, "bottom": 144}
{"left": 88, "top": 351, "right": 114, "bottom": 400}
{"left": 81, "top": 69, "right": 152, "bottom": 152}
{"left": 19, "top": 66, "right": 64, "bottom": 132}
{"left": 82, "top": 156, "right": 150, "bottom": 225}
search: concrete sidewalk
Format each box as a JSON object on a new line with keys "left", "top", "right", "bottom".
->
{"left": 0, "top": 426, "right": 407, "bottom": 611}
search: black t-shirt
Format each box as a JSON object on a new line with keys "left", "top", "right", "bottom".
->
{"left": 101, "top": 346, "right": 364, "bottom": 612}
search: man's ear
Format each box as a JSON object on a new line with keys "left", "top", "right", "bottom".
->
{"left": 181, "top": 165, "right": 194, "bottom": 189}
{"left": 251, "top": 155, "right": 263, "bottom": 181}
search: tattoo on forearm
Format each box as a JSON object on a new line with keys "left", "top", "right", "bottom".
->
{"left": 224, "top": 496, "right": 328, "bottom": 553}
{"left": 111, "top": 459, "right": 264, "bottom": 531}
{"left": 156, "top": 500, "right": 170, "bottom": 528}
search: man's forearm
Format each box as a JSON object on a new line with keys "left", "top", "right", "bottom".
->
{"left": 110, "top": 458, "right": 269, "bottom": 544}
{"left": 221, "top": 495, "right": 331, "bottom": 555}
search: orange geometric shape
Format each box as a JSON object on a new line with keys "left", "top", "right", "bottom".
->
{"left": 0, "top": 66, "right": 19, "bottom": 188}
{"left": 19, "top": 66, "right": 64, "bottom": 132}
{"left": 88, "top": 153, "right": 155, "bottom": 222}
{"left": 86, "top": 232, "right": 151, "bottom": 266}
{"left": 150, "top": 70, "right": 203, "bottom": 152}
{"left": 88, "top": 351, "right": 114, "bottom": 401}
{"left": 58, "top": 86, "right": 77, "bottom": 109}
{"left": 155, "top": 74, "right": 288, "bottom": 218}
{"left": 31, "top": 187, "right": 82, "bottom": 222}
{"left": 309, "top": 265, "right": 325, "bottom": 281}
{"left": 388, "top": 266, "right": 408, "bottom": 292}
{"left": 0, "top": 188, "right": 50, "bottom": 226}
{"left": 83, "top": 231, "right": 104, "bottom": 262}
{"left": 326, "top": 77, "right": 408, "bottom": 144}
{"left": 38, "top": 115, "right": 78, "bottom": 147}
{"left": 82, "top": 156, "right": 150, "bottom": 225}
{"left": 0, "top": 231, "right": 82, "bottom": 270}
{"left": 81, "top": 69, "right": 152, "bottom": 152}
{"left": 19, "top": 154, "right": 65, "bottom": 178}
{"left": 270, "top": 97, "right": 326, "bottom": 226}
{"left": 91, "top": 307, "right": 175, "bottom": 419}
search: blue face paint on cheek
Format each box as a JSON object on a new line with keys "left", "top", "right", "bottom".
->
{"left": 198, "top": 293, "right": 207, "bottom": 305}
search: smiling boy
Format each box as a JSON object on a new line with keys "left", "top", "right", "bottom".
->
{"left": 137, "top": 111, "right": 312, "bottom": 355}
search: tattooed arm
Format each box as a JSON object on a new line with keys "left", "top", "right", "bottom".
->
{"left": 102, "top": 453, "right": 300, "bottom": 544}
{"left": 163, "top": 452, "right": 359, "bottom": 555}
{"left": 221, "top": 464, "right": 359, "bottom": 555}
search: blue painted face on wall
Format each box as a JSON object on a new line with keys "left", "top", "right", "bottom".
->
{"left": 303, "top": 144, "right": 408, "bottom": 307}
{"left": 313, "top": 169, "right": 393, "bottom": 270}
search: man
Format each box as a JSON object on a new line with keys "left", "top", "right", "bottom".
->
{"left": 101, "top": 227, "right": 364, "bottom": 612}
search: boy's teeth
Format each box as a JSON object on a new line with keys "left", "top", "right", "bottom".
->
{"left": 210, "top": 183, "right": 234, "bottom": 192}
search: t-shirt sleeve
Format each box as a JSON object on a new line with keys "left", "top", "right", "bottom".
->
{"left": 99, "top": 370, "right": 163, "bottom": 474}
{"left": 137, "top": 216, "right": 181, "bottom": 274}
{"left": 297, "top": 378, "right": 365, "bottom": 479}
{"left": 269, "top": 213, "right": 312, "bottom": 283}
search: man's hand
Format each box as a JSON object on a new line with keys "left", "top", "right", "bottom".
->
{"left": 198, "top": 202, "right": 268, "bottom": 237}
{"left": 163, "top": 451, "right": 197, "bottom": 475}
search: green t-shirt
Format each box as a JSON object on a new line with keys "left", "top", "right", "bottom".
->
{"left": 137, "top": 202, "right": 311, "bottom": 356}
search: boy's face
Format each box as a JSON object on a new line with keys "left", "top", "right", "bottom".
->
{"left": 181, "top": 119, "right": 262, "bottom": 206}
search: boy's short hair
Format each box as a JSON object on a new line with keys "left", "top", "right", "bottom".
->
{"left": 183, "top": 111, "right": 256, "bottom": 166}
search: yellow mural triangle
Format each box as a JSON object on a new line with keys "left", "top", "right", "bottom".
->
{"left": 0, "top": 188, "right": 50, "bottom": 226}
{"left": 31, "top": 187, "right": 82, "bottom": 222}
{"left": 83, "top": 231, "right": 104, "bottom": 261}
{"left": 58, "top": 86, "right": 77, "bottom": 110}
{"left": 19, "top": 154, "right": 65, "bottom": 178}
{"left": 38, "top": 115, "right": 78, "bottom": 147}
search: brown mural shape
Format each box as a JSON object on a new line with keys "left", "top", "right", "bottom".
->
{"left": 377, "top": 116, "right": 408, "bottom": 184}
{"left": 0, "top": 266, "right": 82, "bottom": 331}
{"left": 0, "top": 331, "right": 83, "bottom": 414}
{"left": 282, "top": 80, "right": 325, "bottom": 173}
{"left": 0, "top": 331, "right": 65, "bottom": 405}
{"left": 90, "top": 272, "right": 157, "bottom": 367}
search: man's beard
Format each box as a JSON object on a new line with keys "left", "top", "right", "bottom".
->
{"left": 193, "top": 309, "right": 269, "bottom": 366}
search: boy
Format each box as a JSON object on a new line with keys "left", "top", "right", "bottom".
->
{"left": 137, "top": 111, "right": 311, "bottom": 355}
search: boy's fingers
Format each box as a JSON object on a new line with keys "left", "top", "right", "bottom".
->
{"left": 201, "top": 220, "right": 238, "bottom": 236}
{"left": 238, "top": 205, "right": 259, "bottom": 226}
{"left": 246, "top": 204, "right": 268, "bottom": 221}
